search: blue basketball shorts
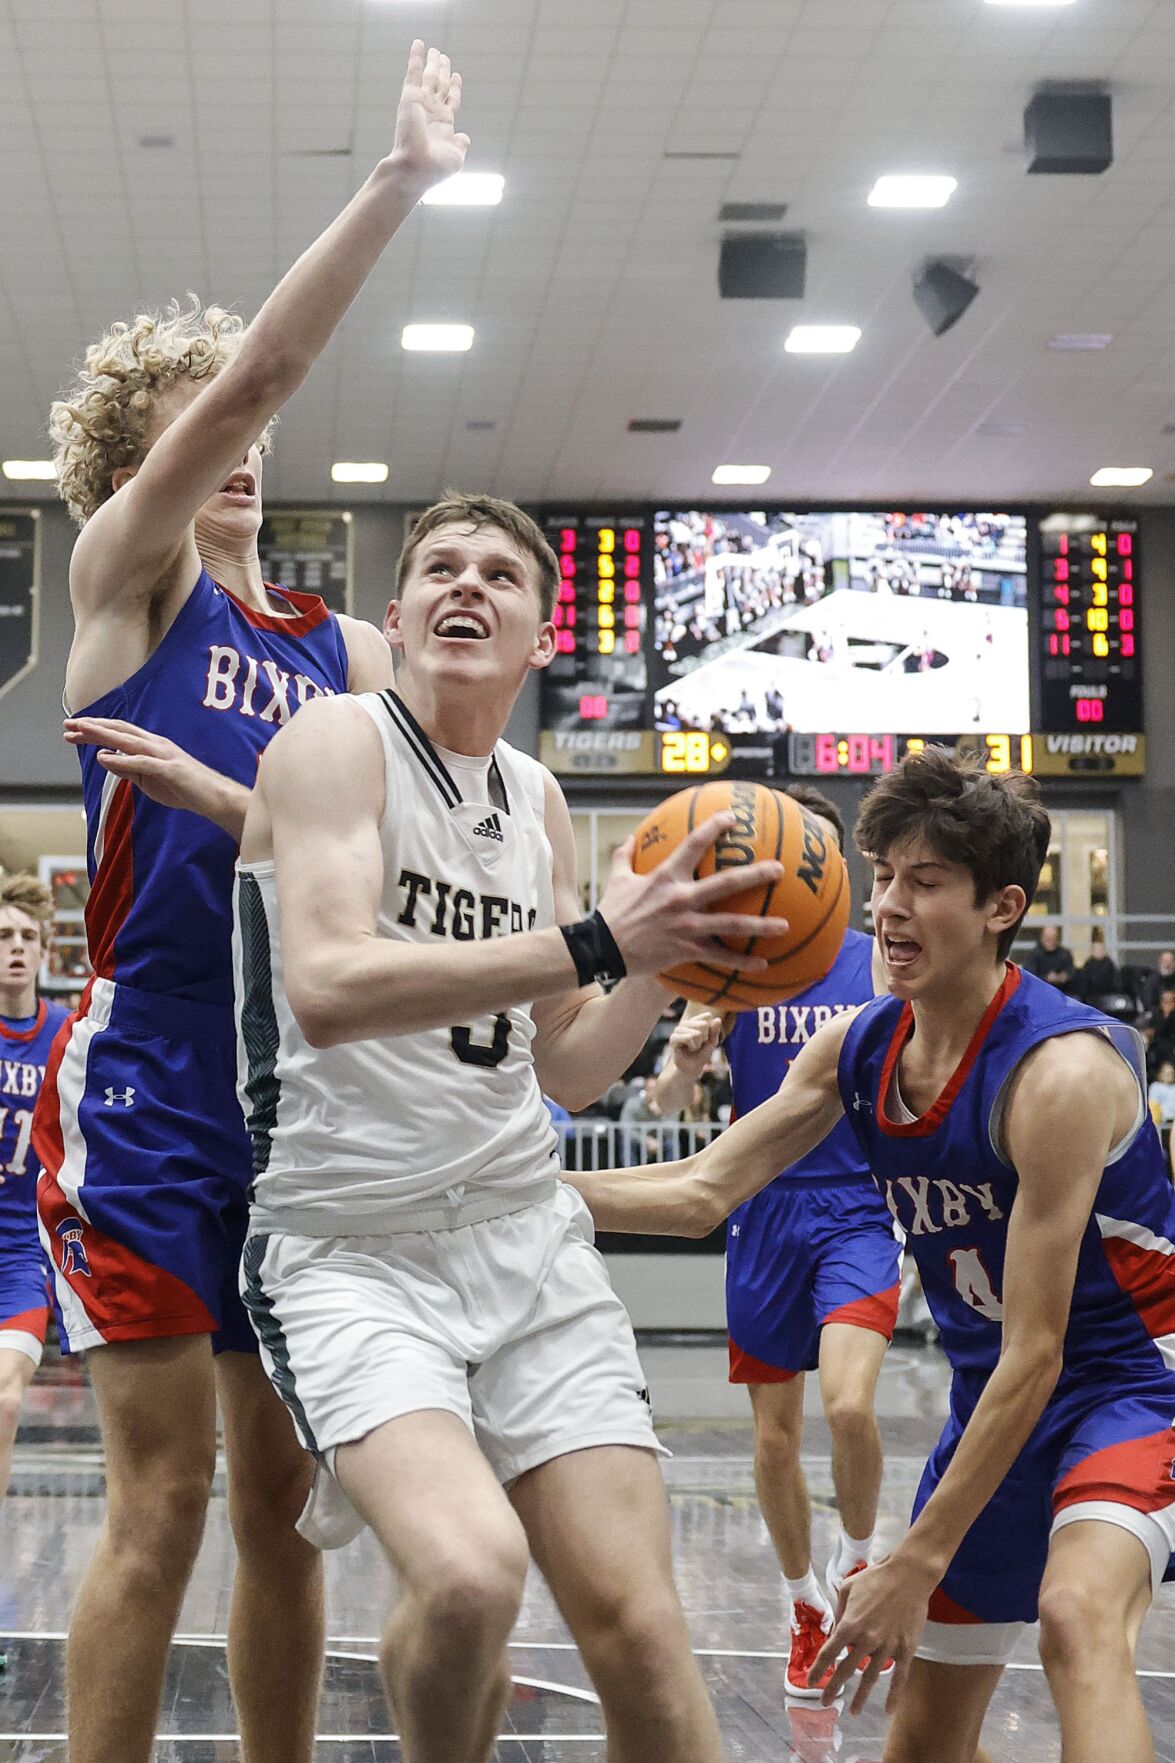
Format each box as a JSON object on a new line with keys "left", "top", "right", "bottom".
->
{"left": 916, "top": 1364, "right": 1175, "bottom": 1666}
{"left": 0, "top": 1252, "right": 51, "bottom": 1368}
{"left": 725, "top": 1177, "right": 902, "bottom": 1381}
{"left": 33, "top": 978, "right": 256, "bottom": 1356}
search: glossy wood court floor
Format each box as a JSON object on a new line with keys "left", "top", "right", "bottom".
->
{"left": 3, "top": 1342, "right": 1174, "bottom": 1761}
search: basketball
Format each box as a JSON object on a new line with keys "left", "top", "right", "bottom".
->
{"left": 631, "top": 780, "right": 850, "bottom": 1009}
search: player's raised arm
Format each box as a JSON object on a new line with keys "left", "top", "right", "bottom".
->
{"left": 64, "top": 40, "right": 469, "bottom": 608}
{"left": 812, "top": 1030, "right": 1132, "bottom": 1715}
{"left": 251, "top": 699, "right": 793, "bottom": 1049}
{"left": 566, "top": 1010, "right": 853, "bottom": 1237}
{"left": 650, "top": 1002, "right": 728, "bottom": 1116}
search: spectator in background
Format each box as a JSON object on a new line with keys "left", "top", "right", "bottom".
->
{"left": 619, "top": 1075, "right": 679, "bottom": 1166}
{"left": 1075, "top": 927, "right": 1120, "bottom": 1003}
{"left": 1148, "top": 1061, "right": 1175, "bottom": 1155}
{"left": 1144, "top": 986, "right": 1175, "bottom": 1077}
{"left": 1142, "top": 949, "right": 1175, "bottom": 1012}
{"left": 1023, "top": 923, "right": 1074, "bottom": 992}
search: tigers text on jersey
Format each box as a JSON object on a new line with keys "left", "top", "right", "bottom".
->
{"left": 233, "top": 690, "right": 559, "bottom": 1232}
{"left": 1, "top": 1000, "right": 69, "bottom": 1256}
{"left": 77, "top": 570, "right": 349, "bottom": 1007}
{"left": 838, "top": 964, "right": 1175, "bottom": 1381}
{"left": 724, "top": 927, "right": 875, "bottom": 1185}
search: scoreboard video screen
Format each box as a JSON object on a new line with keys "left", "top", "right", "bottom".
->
{"left": 538, "top": 507, "right": 1145, "bottom": 780}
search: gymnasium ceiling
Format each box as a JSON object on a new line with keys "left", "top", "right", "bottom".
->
{"left": 2, "top": 0, "right": 1175, "bottom": 509}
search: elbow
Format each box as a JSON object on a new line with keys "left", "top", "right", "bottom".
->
{"left": 682, "top": 1170, "right": 726, "bottom": 1239}
{"left": 288, "top": 969, "right": 348, "bottom": 1050}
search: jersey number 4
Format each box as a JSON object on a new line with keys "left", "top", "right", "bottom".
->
{"left": 948, "top": 1247, "right": 1004, "bottom": 1321}
{"left": 450, "top": 1015, "right": 511, "bottom": 1070}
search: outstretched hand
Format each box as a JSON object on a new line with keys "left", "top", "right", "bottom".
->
{"left": 388, "top": 39, "right": 470, "bottom": 194}
{"left": 810, "top": 1553, "right": 933, "bottom": 1716}
{"left": 64, "top": 717, "right": 249, "bottom": 841}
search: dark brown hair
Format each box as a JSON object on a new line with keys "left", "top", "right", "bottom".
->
{"left": 855, "top": 746, "right": 1051, "bottom": 960}
{"left": 395, "top": 492, "right": 560, "bottom": 621}
{"left": 783, "top": 783, "right": 845, "bottom": 851}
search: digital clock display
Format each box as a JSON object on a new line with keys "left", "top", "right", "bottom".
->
{"left": 786, "top": 732, "right": 1037, "bottom": 778}
{"left": 1038, "top": 516, "right": 1142, "bottom": 734}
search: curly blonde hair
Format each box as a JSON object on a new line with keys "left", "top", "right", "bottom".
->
{"left": 49, "top": 297, "right": 274, "bottom": 525}
{"left": 0, "top": 873, "right": 54, "bottom": 944}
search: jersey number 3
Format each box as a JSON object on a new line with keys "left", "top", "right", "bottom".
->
{"left": 451, "top": 1015, "right": 511, "bottom": 1069}
{"left": 948, "top": 1247, "right": 1004, "bottom": 1321}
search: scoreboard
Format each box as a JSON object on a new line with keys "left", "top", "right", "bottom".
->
{"left": 1038, "top": 514, "right": 1140, "bottom": 734}
{"left": 537, "top": 507, "right": 1147, "bottom": 781}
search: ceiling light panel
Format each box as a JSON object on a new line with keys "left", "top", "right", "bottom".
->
{"left": 2, "top": 460, "right": 56, "bottom": 480}
{"left": 868, "top": 175, "right": 957, "bottom": 209}
{"left": 331, "top": 462, "right": 389, "bottom": 484}
{"left": 712, "top": 465, "right": 772, "bottom": 485}
{"left": 785, "top": 325, "right": 861, "bottom": 355}
{"left": 421, "top": 173, "right": 505, "bottom": 208}
{"left": 1089, "top": 467, "right": 1153, "bottom": 487}
{"left": 401, "top": 324, "right": 475, "bottom": 352}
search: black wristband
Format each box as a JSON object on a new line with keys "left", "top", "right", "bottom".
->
{"left": 560, "top": 909, "right": 628, "bottom": 991}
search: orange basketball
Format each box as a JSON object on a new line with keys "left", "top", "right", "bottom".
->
{"left": 631, "top": 780, "right": 850, "bottom": 1009}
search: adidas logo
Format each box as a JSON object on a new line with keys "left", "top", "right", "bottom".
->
{"left": 472, "top": 812, "right": 504, "bottom": 842}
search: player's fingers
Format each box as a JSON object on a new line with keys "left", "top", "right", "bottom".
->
{"left": 449, "top": 70, "right": 463, "bottom": 115}
{"left": 436, "top": 51, "right": 451, "bottom": 102}
{"left": 404, "top": 37, "right": 425, "bottom": 87}
{"left": 422, "top": 44, "right": 441, "bottom": 93}
{"left": 690, "top": 858, "right": 783, "bottom": 905}
{"left": 885, "top": 1653, "right": 911, "bottom": 1715}
{"left": 696, "top": 912, "right": 790, "bottom": 944}
{"left": 824, "top": 1643, "right": 868, "bottom": 1704}
{"left": 671, "top": 810, "right": 736, "bottom": 871}
{"left": 849, "top": 1652, "right": 886, "bottom": 1717}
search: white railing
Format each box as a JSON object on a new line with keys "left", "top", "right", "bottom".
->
{"left": 556, "top": 1118, "right": 725, "bottom": 1171}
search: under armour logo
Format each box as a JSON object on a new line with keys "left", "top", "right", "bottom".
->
{"left": 730, "top": 1223, "right": 741, "bottom": 1237}
{"left": 852, "top": 1093, "right": 873, "bottom": 1113}
{"left": 471, "top": 812, "right": 504, "bottom": 842}
{"left": 56, "top": 1219, "right": 92, "bottom": 1278}
{"left": 103, "top": 1086, "right": 135, "bottom": 1108}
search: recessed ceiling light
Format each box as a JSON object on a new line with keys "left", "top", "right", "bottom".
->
{"left": 711, "top": 465, "right": 772, "bottom": 486}
{"left": 627, "top": 418, "right": 682, "bottom": 434}
{"left": 985, "top": 1, "right": 1075, "bottom": 7}
{"left": 137, "top": 132, "right": 176, "bottom": 149}
{"left": 868, "top": 175, "right": 957, "bottom": 209}
{"left": 401, "top": 323, "right": 475, "bottom": 352}
{"left": 1049, "top": 333, "right": 1112, "bottom": 350}
{"left": 2, "top": 459, "right": 56, "bottom": 480}
{"left": 1089, "top": 467, "right": 1153, "bottom": 488}
{"left": 422, "top": 172, "right": 505, "bottom": 208}
{"left": 785, "top": 325, "right": 861, "bottom": 355}
{"left": 331, "top": 462, "right": 389, "bottom": 484}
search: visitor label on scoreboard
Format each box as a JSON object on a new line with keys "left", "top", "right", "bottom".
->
{"left": 257, "top": 510, "right": 353, "bottom": 614}
{"left": 0, "top": 511, "right": 39, "bottom": 701}
{"left": 1038, "top": 514, "right": 1141, "bottom": 734}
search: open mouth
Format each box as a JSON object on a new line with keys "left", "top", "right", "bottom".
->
{"left": 882, "top": 933, "right": 923, "bottom": 970}
{"left": 219, "top": 471, "right": 256, "bottom": 500}
{"left": 434, "top": 612, "right": 490, "bottom": 641}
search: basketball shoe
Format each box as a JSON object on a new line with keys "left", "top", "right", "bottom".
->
{"left": 786, "top": 1599, "right": 836, "bottom": 1698}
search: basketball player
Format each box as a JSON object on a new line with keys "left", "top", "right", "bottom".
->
{"left": 232, "top": 491, "right": 793, "bottom": 1763}
{"left": 32, "top": 42, "right": 466, "bottom": 1763}
{"left": 571, "top": 748, "right": 1174, "bottom": 1763}
{"left": 653, "top": 784, "right": 900, "bottom": 1698}
{"left": 0, "top": 879, "right": 69, "bottom": 1523}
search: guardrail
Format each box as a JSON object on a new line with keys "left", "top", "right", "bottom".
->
{"left": 556, "top": 1118, "right": 725, "bottom": 1170}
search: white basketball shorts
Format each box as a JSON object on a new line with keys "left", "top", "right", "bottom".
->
{"left": 241, "top": 1181, "right": 663, "bottom": 1547}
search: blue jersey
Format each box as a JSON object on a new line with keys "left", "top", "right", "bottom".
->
{"left": 1, "top": 999, "right": 70, "bottom": 1258}
{"left": 838, "top": 964, "right": 1175, "bottom": 1381}
{"left": 725, "top": 927, "right": 875, "bottom": 1185}
{"left": 76, "top": 571, "right": 349, "bottom": 1006}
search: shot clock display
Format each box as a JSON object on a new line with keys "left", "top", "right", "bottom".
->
{"left": 536, "top": 508, "right": 1146, "bottom": 779}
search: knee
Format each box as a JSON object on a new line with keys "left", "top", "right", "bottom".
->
{"left": 1038, "top": 1576, "right": 1118, "bottom": 1674}
{"left": 0, "top": 1387, "right": 24, "bottom": 1442}
{"left": 574, "top": 1583, "right": 689, "bottom": 1687}
{"left": 228, "top": 1448, "right": 316, "bottom": 1556}
{"left": 753, "top": 1406, "right": 804, "bottom": 1465}
{"left": 108, "top": 1461, "right": 214, "bottom": 1579}
{"left": 404, "top": 1539, "right": 529, "bottom": 1657}
{"left": 823, "top": 1390, "right": 877, "bottom": 1444}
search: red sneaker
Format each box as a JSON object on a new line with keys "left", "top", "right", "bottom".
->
{"left": 825, "top": 1559, "right": 894, "bottom": 1676}
{"left": 786, "top": 1599, "right": 836, "bottom": 1698}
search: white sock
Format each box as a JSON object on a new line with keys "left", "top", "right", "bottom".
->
{"left": 835, "top": 1529, "right": 873, "bottom": 1574}
{"left": 785, "top": 1569, "right": 830, "bottom": 1614}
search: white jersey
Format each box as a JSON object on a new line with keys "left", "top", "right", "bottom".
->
{"left": 233, "top": 689, "right": 559, "bottom": 1233}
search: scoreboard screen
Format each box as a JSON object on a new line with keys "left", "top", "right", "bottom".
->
{"left": 1038, "top": 514, "right": 1141, "bottom": 734}
{"left": 537, "top": 507, "right": 1146, "bottom": 779}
